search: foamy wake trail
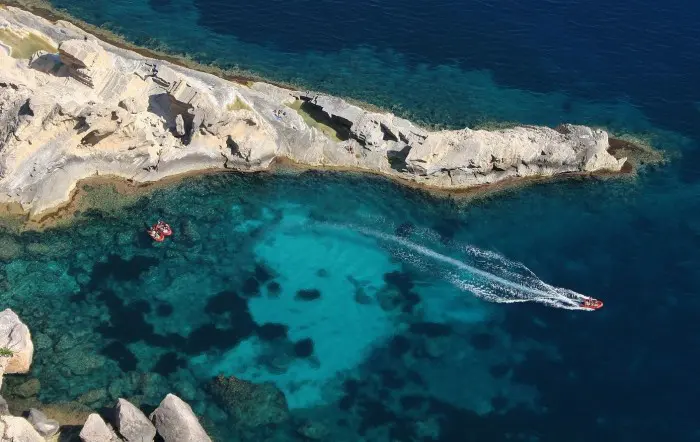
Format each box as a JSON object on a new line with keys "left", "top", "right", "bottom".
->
{"left": 321, "top": 222, "right": 594, "bottom": 311}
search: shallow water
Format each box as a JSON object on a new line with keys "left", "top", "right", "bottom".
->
{"left": 0, "top": 165, "right": 698, "bottom": 441}
{"left": 3, "top": 0, "right": 700, "bottom": 440}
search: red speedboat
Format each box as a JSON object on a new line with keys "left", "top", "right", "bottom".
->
{"left": 581, "top": 298, "right": 604, "bottom": 310}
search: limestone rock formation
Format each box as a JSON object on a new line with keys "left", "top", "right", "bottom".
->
{"left": 0, "top": 309, "right": 34, "bottom": 389}
{"left": 0, "top": 415, "right": 44, "bottom": 442}
{"left": 0, "top": 6, "right": 629, "bottom": 220}
{"left": 149, "top": 393, "right": 211, "bottom": 442}
{"left": 208, "top": 374, "right": 289, "bottom": 428}
{"left": 115, "top": 398, "right": 156, "bottom": 442}
{"left": 26, "top": 408, "right": 60, "bottom": 438}
{"left": 79, "top": 413, "right": 120, "bottom": 442}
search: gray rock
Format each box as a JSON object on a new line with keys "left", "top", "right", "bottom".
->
{"left": 149, "top": 394, "right": 211, "bottom": 442}
{"left": 0, "top": 416, "right": 44, "bottom": 442}
{"left": 26, "top": 408, "right": 60, "bottom": 438}
{"left": 79, "top": 413, "right": 120, "bottom": 442}
{"left": 0, "top": 396, "right": 8, "bottom": 415}
{"left": 116, "top": 398, "right": 156, "bottom": 442}
{"left": 175, "top": 114, "right": 186, "bottom": 137}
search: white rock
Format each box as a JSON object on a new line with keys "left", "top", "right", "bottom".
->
{"left": 26, "top": 408, "right": 60, "bottom": 438}
{"left": 116, "top": 398, "right": 156, "bottom": 442}
{"left": 175, "top": 114, "right": 186, "bottom": 137}
{"left": 149, "top": 394, "right": 211, "bottom": 442}
{"left": 79, "top": 413, "right": 120, "bottom": 442}
{"left": 0, "top": 5, "right": 628, "bottom": 219}
{"left": 0, "top": 309, "right": 34, "bottom": 375}
{"left": 0, "top": 416, "right": 44, "bottom": 442}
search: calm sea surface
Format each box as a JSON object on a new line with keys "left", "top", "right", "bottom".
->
{"left": 1, "top": 0, "right": 699, "bottom": 440}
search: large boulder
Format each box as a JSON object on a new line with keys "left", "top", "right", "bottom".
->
{"left": 208, "top": 375, "right": 289, "bottom": 428}
{"left": 0, "top": 416, "right": 44, "bottom": 442}
{"left": 26, "top": 408, "right": 60, "bottom": 438}
{"left": 0, "top": 309, "right": 34, "bottom": 375}
{"left": 149, "top": 394, "right": 211, "bottom": 442}
{"left": 115, "top": 398, "right": 156, "bottom": 442}
{"left": 79, "top": 413, "right": 120, "bottom": 442}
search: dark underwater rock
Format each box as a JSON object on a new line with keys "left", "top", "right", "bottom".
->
{"left": 295, "top": 289, "right": 321, "bottom": 301}
{"left": 293, "top": 338, "right": 314, "bottom": 358}
{"left": 208, "top": 374, "right": 289, "bottom": 428}
{"left": 296, "top": 420, "right": 329, "bottom": 440}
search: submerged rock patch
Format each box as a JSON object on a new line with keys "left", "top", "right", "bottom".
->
{"left": 293, "top": 338, "right": 314, "bottom": 358}
{"left": 295, "top": 289, "right": 321, "bottom": 301}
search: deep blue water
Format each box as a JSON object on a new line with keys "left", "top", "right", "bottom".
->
{"left": 2, "top": 0, "right": 700, "bottom": 440}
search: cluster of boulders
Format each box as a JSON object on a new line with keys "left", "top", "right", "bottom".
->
{"left": 0, "top": 309, "right": 212, "bottom": 441}
{"left": 78, "top": 394, "right": 211, "bottom": 442}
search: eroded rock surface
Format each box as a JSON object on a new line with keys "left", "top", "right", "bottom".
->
{"left": 0, "top": 6, "right": 627, "bottom": 218}
{"left": 0, "top": 309, "right": 34, "bottom": 390}
{"left": 115, "top": 398, "right": 156, "bottom": 442}
{"left": 79, "top": 413, "right": 120, "bottom": 442}
{"left": 149, "top": 393, "right": 211, "bottom": 442}
{"left": 208, "top": 374, "right": 289, "bottom": 428}
{"left": 0, "top": 415, "right": 44, "bottom": 442}
{"left": 26, "top": 408, "right": 59, "bottom": 438}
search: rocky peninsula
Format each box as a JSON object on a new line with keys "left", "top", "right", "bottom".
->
{"left": 0, "top": 6, "right": 630, "bottom": 221}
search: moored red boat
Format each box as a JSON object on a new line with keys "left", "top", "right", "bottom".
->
{"left": 157, "top": 220, "right": 172, "bottom": 236}
{"left": 147, "top": 226, "right": 165, "bottom": 242}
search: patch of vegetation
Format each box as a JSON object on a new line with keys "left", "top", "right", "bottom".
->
{"left": 0, "top": 347, "right": 14, "bottom": 358}
{"left": 0, "top": 28, "right": 57, "bottom": 59}
{"left": 227, "top": 97, "right": 251, "bottom": 112}
{"left": 287, "top": 99, "right": 349, "bottom": 142}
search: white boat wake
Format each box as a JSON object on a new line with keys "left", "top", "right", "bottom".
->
{"left": 319, "top": 222, "right": 597, "bottom": 311}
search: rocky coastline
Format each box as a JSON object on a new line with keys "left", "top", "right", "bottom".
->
{"left": 0, "top": 6, "right": 634, "bottom": 222}
{"left": 1, "top": 308, "right": 314, "bottom": 441}
{"left": 0, "top": 308, "right": 212, "bottom": 441}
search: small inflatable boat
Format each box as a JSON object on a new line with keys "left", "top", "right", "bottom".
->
{"left": 147, "top": 220, "right": 173, "bottom": 242}
{"left": 156, "top": 220, "right": 173, "bottom": 236}
{"left": 147, "top": 226, "right": 166, "bottom": 242}
{"left": 581, "top": 297, "right": 604, "bottom": 310}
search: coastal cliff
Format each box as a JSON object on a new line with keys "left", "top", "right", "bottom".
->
{"left": 0, "top": 6, "right": 628, "bottom": 218}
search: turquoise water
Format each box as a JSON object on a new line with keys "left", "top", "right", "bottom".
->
{"left": 2, "top": 163, "right": 699, "bottom": 441}
{"left": 2, "top": 0, "right": 700, "bottom": 440}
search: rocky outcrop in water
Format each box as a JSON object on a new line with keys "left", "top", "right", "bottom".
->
{"left": 26, "top": 408, "right": 59, "bottom": 438}
{"left": 79, "top": 413, "right": 120, "bottom": 442}
{"left": 0, "top": 310, "right": 212, "bottom": 441}
{"left": 0, "top": 309, "right": 33, "bottom": 390}
{"left": 0, "top": 6, "right": 628, "bottom": 218}
{"left": 149, "top": 393, "right": 212, "bottom": 442}
{"left": 115, "top": 397, "right": 156, "bottom": 442}
{"left": 208, "top": 374, "right": 289, "bottom": 428}
{"left": 0, "top": 415, "right": 44, "bottom": 441}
